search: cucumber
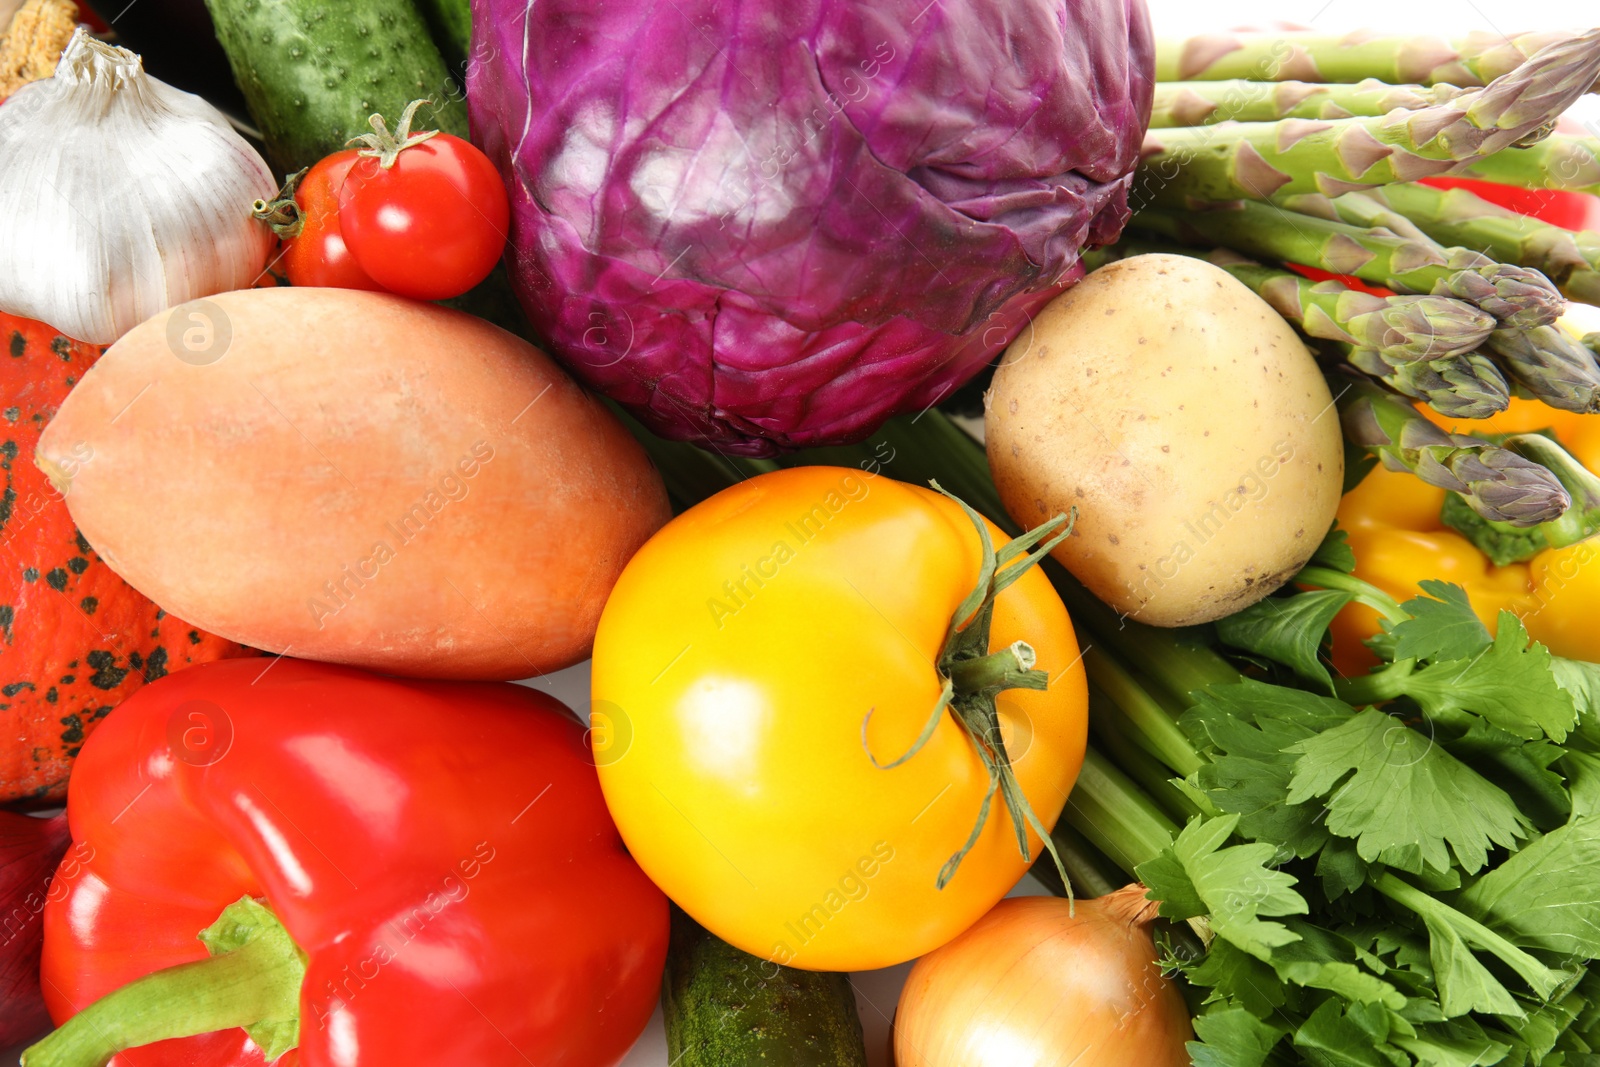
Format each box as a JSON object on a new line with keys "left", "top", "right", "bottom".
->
{"left": 412, "top": 0, "right": 472, "bottom": 77}
{"left": 663, "top": 908, "right": 869, "bottom": 1067}
{"left": 201, "top": 0, "right": 468, "bottom": 174}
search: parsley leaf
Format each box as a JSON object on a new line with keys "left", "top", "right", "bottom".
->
{"left": 1137, "top": 814, "right": 1308, "bottom": 959}
{"left": 1189, "top": 1007, "right": 1287, "bottom": 1067}
{"left": 1420, "top": 911, "right": 1522, "bottom": 1018}
{"left": 1551, "top": 655, "right": 1600, "bottom": 742}
{"left": 1392, "top": 1022, "right": 1510, "bottom": 1066}
{"left": 1216, "top": 590, "right": 1352, "bottom": 692}
{"left": 1441, "top": 720, "right": 1570, "bottom": 830}
{"left": 1314, "top": 524, "right": 1358, "bottom": 574}
{"left": 1400, "top": 612, "right": 1578, "bottom": 743}
{"left": 1456, "top": 755, "right": 1600, "bottom": 959}
{"left": 1315, "top": 837, "right": 1371, "bottom": 901}
{"left": 1272, "top": 920, "right": 1406, "bottom": 1010}
{"left": 1291, "top": 999, "right": 1404, "bottom": 1066}
{"left": 1186, "top": 939, "right": 1286, "bottom": 1017}
{"left": 1181, "top": 682, "right": 1349, "bottom": 857}
{"left": 1388, "top": 581, "right": 1492, "bottom": 663}
{"left": 1184, "top": 680, "right": 1354, "bottom": 752}
{"left": 1505, "top": 985, "right": 1583, "bottom": 1062}
{"left": 1286, "top": 708, "right": 1528, "bottom": 876}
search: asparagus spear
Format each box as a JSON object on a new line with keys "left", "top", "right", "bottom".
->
{"left": 1440, "top": 432, "right": 1600, "bottom": 563}
{"left": 1128, "top": 201, "right": 1564, "bottom": 327}
{"left": 1287, "top": 189, "right": 1566, "bottom": 329}
{"left": 1311, "top": 188, "right": 1568, "bottom": 328}
{"left": 1103, "top": 236, "right": 1497, "bottom": 361}
{"left": 1432, "top": 254, "right": 1569, "bottom": 330}
{"left": 1344, "top": 345, "right": 1511, "bottom": 418}
{"left": 1504, "top": 434, "right": 1600, "bottom": 545}
{"left": 1154, "top": 29, "right": 1590, "bottom": 86}
{"left": 1211, "top": 253, "right": 1495, "bottom": 360}
{"left": 1455, "top": 132, "right": 1600, "bottom": 196}
{"left": 1338, "top": 377, "right": 1571, "bottom": 525}
{"left": 1357, "top": 183, "right": 1600, "bottom": 305}
{"left": 1483, "top": 326, "right": 1600, "bottom": 413}
{"left": 1149, "top": 78, "right": 1466, "bottom": 128}
{"left": 1140, "top": 30, "right": 1600, "bottom": 201}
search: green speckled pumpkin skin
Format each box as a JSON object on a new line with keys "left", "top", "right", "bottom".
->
{"left": 0, "top": 314, "right": 253, "bottom": 804}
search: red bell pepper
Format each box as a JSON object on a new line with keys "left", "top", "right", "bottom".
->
{"left": 1423, "top": 175, "right": 1600, "bottom": 232}
{"left": 26, "top": 658, "right": 667, "bottom": 1067}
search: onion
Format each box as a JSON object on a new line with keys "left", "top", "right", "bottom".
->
{"left": 894, "top": 886, "right": 1192, "bottom": 1067}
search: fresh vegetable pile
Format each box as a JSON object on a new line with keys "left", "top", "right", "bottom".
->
{"left": 5, "top": 3, "right": 1600, "bottom": 1067}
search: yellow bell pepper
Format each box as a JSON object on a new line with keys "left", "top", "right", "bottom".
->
{"left": 1330, "top": 398, "right": 1600, "bottom": 674}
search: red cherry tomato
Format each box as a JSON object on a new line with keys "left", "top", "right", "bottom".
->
{"left": 338, "top": 134, "right": 511, "bottom": 301}
{"left": 281, "top": 150, "right": 386, "bottom": 292}
{"left": 1423, "top": 176, "right": 1600, "bottom": 232}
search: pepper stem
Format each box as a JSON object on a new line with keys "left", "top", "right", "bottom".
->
{"left": 863, "top": 483, "right": 1077, "bottom": 894}
{"left": 23, "top": 897, "right": 305, "bottom": 1067}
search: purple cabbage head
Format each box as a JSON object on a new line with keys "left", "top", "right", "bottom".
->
{"left": 468, "top": 0, "right": 1154, "bottom": 455}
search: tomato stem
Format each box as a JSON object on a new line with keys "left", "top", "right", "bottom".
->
{"left": 350, "top": 99, "right": 442, "bottom": 169}
{"left": 250, "top": 167, "right": 310, "bottom": 240}
{"left": 945, "top": 640, "right": 1047, "bottom": 694}
{"left": 23, "top": 897, "right": 305, "bottom": 1067}
{"left": 897, "top": 485, "right": 1082, "bottom": 895}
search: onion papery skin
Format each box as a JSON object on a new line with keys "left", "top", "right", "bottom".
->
{"left": 894, "top": 888, "right": 1193, "bottom": 1067}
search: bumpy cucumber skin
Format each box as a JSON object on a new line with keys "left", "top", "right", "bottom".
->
{"left": 202, "top": 0, "right": 468, "bottom": 174}
{"left": 413, "top": 0, "right": 472, "bottom": 77}
{"left": 663, "top": 909, "right": 869, "bottom": 1067}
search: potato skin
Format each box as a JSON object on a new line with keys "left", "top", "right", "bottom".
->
{"left": 36, "top": 287, "right": 671, "bottom": 679}
{"left": 984, "top": 254, "right": 1343, "bottom": 626}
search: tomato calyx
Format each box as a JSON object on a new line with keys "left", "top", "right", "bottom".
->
{"left": 865, "top": 484, "right": 1077, "bottom": 893}
{"left": 251, "top": 166, "right": 311, "bottom": 240}
{"left": 350, "top": 98, "right": 443, "bottom": 170}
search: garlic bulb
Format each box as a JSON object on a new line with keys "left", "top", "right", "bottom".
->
{"left": 0, "top": 29, "right": 275, "bottom": 343}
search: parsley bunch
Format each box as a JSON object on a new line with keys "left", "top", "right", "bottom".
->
{"left": 1062, "top": 529, "right": 1600, "bottom": 1066}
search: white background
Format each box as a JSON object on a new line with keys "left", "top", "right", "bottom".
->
{"left": 12, "top": 2, "right": 1597, "bottom": 1065}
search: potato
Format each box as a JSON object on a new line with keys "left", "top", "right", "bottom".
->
{"left": 984, "top": 254, "right": 1343, "bottom": 626}
{"left": 36, "top": 287, "right": 671, "bottom": 679}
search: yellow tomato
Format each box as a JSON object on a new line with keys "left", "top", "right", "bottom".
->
{"left": 591, "top": 466, "right": 1088, "bottom": 971}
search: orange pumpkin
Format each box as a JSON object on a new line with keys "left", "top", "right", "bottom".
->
{"left": 0, "top": 312, "right": 252, "bottom": 803}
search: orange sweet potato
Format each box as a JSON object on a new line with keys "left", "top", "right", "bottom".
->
{"left": 36, "top": 287, "right": 670, "bottom": 680}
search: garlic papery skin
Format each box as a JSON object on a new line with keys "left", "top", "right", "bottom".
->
{"left": 0, "top": 29, "right": 276, "bottom": 344}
